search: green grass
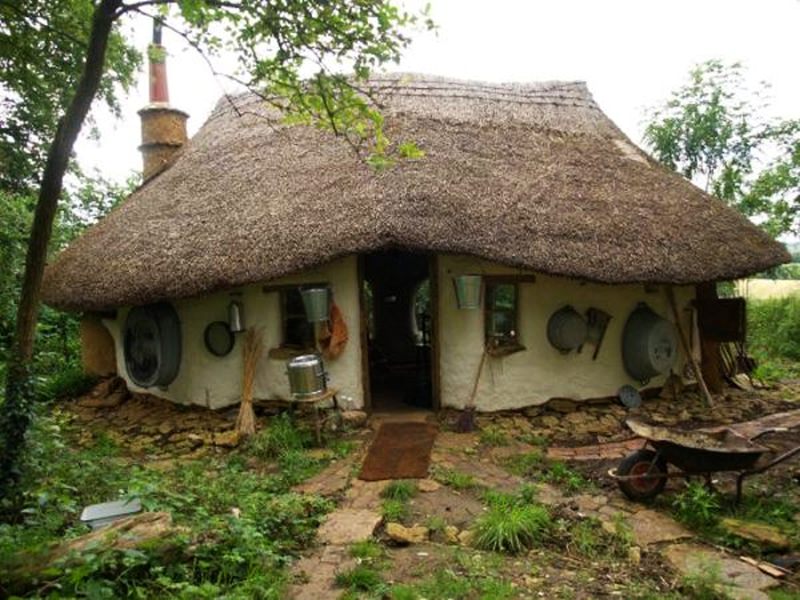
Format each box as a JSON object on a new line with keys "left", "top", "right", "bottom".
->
{"left": 381, "top": 480, "right": 418, "bottom": 501}
{"left": 381, "top": 498, "right": 409, "bottom": 522}
{"left": 506, "top": 451, "right": 591, "bottom": 494}
{"left": 349, "top": 540, "right": 384, "bottom": 561}
{"left": 748, "top": 296, "right": 800, "bottom": 382}
{"left": 472, "top": 502, "right": 552, "bottom": 554}
{"left": 479, "top": 425, "right": 509, "bottom": 446}
{"left": 431, "top": 466, "right": 479, "bottom": 491}
{"left": 390, "top": 568, "right": 515, "bottom": 600}
{"left": 248, "top": 412, "right": 313, "bottom": 459}
{"left": 0, "top": 405, "right": 338, "bottom": 598}
{"left": 335, "top": 564, "right": 385, "bottom": 593}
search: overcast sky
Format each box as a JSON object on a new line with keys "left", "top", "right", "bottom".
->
{"left": 76, "top": 0, "right": 800, "bottom": 184}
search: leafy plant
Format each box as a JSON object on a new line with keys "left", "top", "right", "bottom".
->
{"left": 349, "top": 540, "right": 384, "bottom": 561}
{"left": 472, "top": 503, "right": 552, "bottom": 554}
{"left": 335, "top": 564, "right": 385, "bottom": 593}
{"left": 381, "top": 498, "right": 408, "bottom": 522}
{"left": 541, "top": 461, "right": 591, "bottom": 493}
{"left": 248, "top": 413, "right": 312, "bottom": 460}
{"left": 381, "top": 480, "right": 418, "bottom": 501}
{"left": 672, "top": 482, "right": 721, "bottom": 529}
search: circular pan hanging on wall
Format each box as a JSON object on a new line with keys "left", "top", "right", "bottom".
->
{"left": 204, "top": 321, "right": 235, "bottom": 357}
{"left": 123, "top": 302, "right": 182, "bottom": 388}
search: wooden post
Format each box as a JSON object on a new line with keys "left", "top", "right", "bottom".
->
{"left": 695, "top": 283, "right": 725, "bottom": 393}
{"left": 666, "top": 286, "right": 714, "bottom": 408}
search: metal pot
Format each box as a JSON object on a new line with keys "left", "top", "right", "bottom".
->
{"left": 286, "top": 354, "right": 327, "bottom": 398}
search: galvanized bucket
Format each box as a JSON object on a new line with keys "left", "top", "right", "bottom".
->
{"left": 453, "top": 275, "right": 482, "bottom": 310}
{"left": 300, "top": 287, "right": 330, "bottom": 322}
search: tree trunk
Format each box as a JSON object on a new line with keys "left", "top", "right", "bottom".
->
{"left": 0, "top": 0, "right": 122, "bottom": 494}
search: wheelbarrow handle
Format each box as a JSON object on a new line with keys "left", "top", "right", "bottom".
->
{"left": 736, "top": 443, "right": 800, "bottom": 504}
{"left": 749, "top": 427, "right": 789, "bottom": 441}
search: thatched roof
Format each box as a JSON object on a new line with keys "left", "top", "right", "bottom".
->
{"left": 43, "top": 74, "right": 788, "bottom": 312}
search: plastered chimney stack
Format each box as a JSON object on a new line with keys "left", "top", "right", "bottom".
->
{"left": 138, "top": 19, "right": 188, "bottom": 181}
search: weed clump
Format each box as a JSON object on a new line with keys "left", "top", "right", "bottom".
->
{"left": 472, "top": 490, "right": 552, "bottom": 554}
{"left": 672, "top": 482, "right": 721, "bottom": 529}
{"left": 381, "top": 480, "right": 418, "bottom": 501}
{"left": 248, "top": 413, "right": 312, "bottom": 460}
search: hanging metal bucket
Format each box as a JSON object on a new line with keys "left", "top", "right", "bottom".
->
{"left": 286, "top": 354, "right": 327, "bottom": 398}
{"left": 227, "top": 300, "right": 245, "bottom": 332}
{"left": 300, "top": 287, "right": 330, "bottom": 322}
{"left": 453, "top": 275, "right": 482, "bottom": 310}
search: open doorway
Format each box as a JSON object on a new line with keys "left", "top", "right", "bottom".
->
{"left": 362, "top": 250, "right": 435, "bottom": 412}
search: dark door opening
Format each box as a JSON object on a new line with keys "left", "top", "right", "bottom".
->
{"left": 363, "top": 250, "right": 434, "bottom": 411}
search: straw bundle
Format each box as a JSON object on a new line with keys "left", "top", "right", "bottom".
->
{"left": 236, "top": 327, "right": 263, "bottom": 436}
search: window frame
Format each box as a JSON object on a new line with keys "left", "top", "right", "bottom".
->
{"left": 482, "top": 275, "right": 534, "bottom": 348}
{"left": 262, "top": 282, "right": 327, "bottom": 350}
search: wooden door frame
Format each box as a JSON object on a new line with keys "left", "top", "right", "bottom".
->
{"left": 357, "top": 254, "right": 372, "bottom": 412}
{"left": 428, "top": 254, "right": 442, "bottom": 411}
{"left": 357, "top": 252, "right": 441, "bottom": 412}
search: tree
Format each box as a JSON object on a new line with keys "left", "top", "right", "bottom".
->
{"left": 644, "top": 59, "right": 800, "bottom": 237}
{"left": 0, "top": 0, "right": 428, "bottom": 493}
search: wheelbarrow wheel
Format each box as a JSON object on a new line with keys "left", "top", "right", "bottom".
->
{"left": 616, "top": 450, "right": 667, "bottom": 501}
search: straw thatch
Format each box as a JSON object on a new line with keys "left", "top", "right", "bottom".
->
{"left": 43, "top": 74, "right": 789, "bottom": 312}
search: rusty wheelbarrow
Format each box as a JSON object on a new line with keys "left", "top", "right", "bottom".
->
{"left": 609, "top": 419, "right": 800, "bottom": 503}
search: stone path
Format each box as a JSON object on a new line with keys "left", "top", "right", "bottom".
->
{"left": 662, "top": 544, "right": 778, "bottom": 600}
{"left": 547, "top": 408, "right": 800, "bottom": 461}
{"left": 287, "top": 506, "right": 383, "bottom": 599}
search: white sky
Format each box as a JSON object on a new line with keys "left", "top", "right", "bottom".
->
{"left": 76, "top": 0, "right": 800, "bottom": 185}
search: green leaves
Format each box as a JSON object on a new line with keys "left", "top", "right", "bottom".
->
{"left": 161, "top": 0, "right": 432, "bottom": 165}
{"left": 644, "top": 60, "right": 800, "bottom": 237}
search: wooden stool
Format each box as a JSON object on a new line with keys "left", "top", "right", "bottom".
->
{"left": 289, "top": 388, "right": 340, "bottom": 445}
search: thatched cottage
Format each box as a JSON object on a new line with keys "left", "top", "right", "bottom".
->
{"left": 42, "top": 48, "right": 789, "bottom": 413}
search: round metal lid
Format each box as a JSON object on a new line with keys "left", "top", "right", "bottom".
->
{"left": 618, "top": 384, "right": 642, "bottom": 408}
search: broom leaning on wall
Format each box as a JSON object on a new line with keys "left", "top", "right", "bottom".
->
{"left": 236, "top": 327, "right": 263, "bottom": 436}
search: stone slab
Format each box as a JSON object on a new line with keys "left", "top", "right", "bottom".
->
{"left": 627, "top": 509, "right": 693, "bottom": 547}
{"left": 662, "top": 543, "right": 777, "bottom": 597}
{"left": 316, "top": 508, "right": 382, "bottom": 546}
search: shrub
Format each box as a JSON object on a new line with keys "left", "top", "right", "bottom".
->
{"left": 748, "top": 296, "right": 800, "bottom": 380}
{"left": 472, "top": 503, "right": 552, "bottom": 553}
{"left": 381, "top": 480, "right": 417, "bottom": 501}
{"left": 35, "top": 367, "right": 97, "bottom": 402}
{"left": 672, "top": 482, "right": 721, "bottom": 529}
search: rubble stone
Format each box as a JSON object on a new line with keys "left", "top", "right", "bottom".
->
{"left": 385, "top": 523, "right": 429, "bottom": 544}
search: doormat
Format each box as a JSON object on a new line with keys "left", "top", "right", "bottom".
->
{"left": 359, "top": 422, "right": 438, "bottom": 481}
